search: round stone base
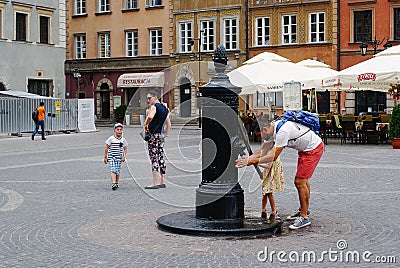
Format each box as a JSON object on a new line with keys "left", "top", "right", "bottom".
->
{"left": 157, "top": 210, "right": 283, "bottom": 236}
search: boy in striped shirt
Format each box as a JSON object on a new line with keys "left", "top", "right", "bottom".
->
{"left": 104, "top": 123, "right": 128, "bottom": 190}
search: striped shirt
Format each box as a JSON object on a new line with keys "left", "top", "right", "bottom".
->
{"left": 105, "top": 136, "right": 128, "bottom": 159}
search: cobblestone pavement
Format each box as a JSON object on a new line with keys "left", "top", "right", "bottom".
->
{"left": 0, "top": 126, "right": 399, "bottom": 267}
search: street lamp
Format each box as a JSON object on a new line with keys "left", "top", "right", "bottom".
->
{"left": 72, "top": 68, "right": 81, "bottom": 98}
{"left": 190, "top": 29, "right": 205, "bottom": 128}
{"left": 189, "top": 29, "right": 205, "bottom": 84}
{"left": 360, "top": 36, "right": 392, "bottom": 56}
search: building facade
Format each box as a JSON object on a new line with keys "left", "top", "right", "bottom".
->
{"left": 247, "top": 0, "right": 339, "bottom": 114}
{"left": 65, "top": 0, "right": 171, "bottom": 121}
{"left": 0, "top": 0, "right": 66, "bottom": 97}
{"left": 338, "top": 0, "right": 399, "bottom": 115}
{"left": 170, "top": 0, "right": 248, "bottom": 118}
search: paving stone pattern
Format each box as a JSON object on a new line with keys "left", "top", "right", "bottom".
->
{"left": 0, "top": 126, "right": 399, "bottom": 267}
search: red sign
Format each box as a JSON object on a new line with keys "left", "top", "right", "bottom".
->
{"left": 357, "top": 73, "right": 376, "bottom": 82}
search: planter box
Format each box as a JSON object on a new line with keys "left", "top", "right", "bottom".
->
{"left": 392, "top": 138, "right": 400, "bottom": 149}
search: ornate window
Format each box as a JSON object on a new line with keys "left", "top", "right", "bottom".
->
{"left": 0, "top": 9, "right": 3, "bottom": 38}
{"left": 257, "top": 92, "right": 283, "bottom": 108}
{"left": 125, "top": 0, "right": 137, "bottom": 9}
{"left": 394, "top": 8, "right": 400, "bottom": 40}
{"left": 16, "top": 12, "right": 28, "bottom": 41}
{"left": 282, "top": 14, "right": 297, "bottom": 44}
{"left": 309, "top": 12, "right": 325, "bottom": 43}
{"left": 201, "top": 20, "right": 215, "bottom": 52}
{"left": 178, "top": 21, "right": 193, "bottom": 53}
{"left": 75, "top": 0, "right": 86, "bottom": 15}
{"left": 99, "top": 32, "right": 111, "bottom": 58}
{"left": 75, "top": 34, "right": 86, "bottom": 59}
{"left": 150, "top": 29, "right": 162, "bottom": 55}
{"left": 223, "top": 17, "right": 238, "bottom": 50}
{"left": 354, "top": 10, "right": 372, "bottom": 42}
{"left": 255, "top": 17, "right": 270, "bottom": 46}
{"left": 39, "top": 16, "right": 50, "bottom": 44}
{"left": 126, "top": 30, "right": 138, "bottom": 57}
{"left": 98, "top": 0, "right": 110, "bottom": 13}
{"left": 147, "top": 0, "right": 162, "bottom": 7}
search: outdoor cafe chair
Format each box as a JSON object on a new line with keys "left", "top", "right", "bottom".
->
{"left": 331, "top": 115, "right": 343, "bottom": 139}
{"left": 340, "top": 116, "right": 357, "bottom": 144}
{"left": 377, "top": 115, "right": 390, "bottom": 143}
{"left": 362, "top": 120, "right": 379, "bottom": 144}
{"left": 318, "top": 116, "right": 328, "bottom": 144}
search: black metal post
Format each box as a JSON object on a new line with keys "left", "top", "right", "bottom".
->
{"left": 156, "top": 45, "right": 283, "bottom": 236}
{"left": 245, "top": 0, "right": 249, "bottom": 60}
{"left": 195, "top": 45, "right": 244, "bottom": 227}
{"left": 198, "top": 29, "right": 204, "bottom": 128}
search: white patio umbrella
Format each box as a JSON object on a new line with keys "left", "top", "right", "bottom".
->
{"left": 374, "top": 44, "right": 400, "bottom": 57}
{"left": 228, "top": 56, "right": 320, "bottom": 95}
{"left": 243, "top": 51, "right": 291, "bottom": 65}
{"left": 323, "top": 45, "right": 400, "bottom": 92}
{"left": 296, "top": 59, "right": 339, "bottom": 90}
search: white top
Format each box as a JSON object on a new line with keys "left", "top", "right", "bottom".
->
{"left": 273, "top": 120, "right": 322, "bottom": 152}
{"left": 105, "top": 135, "right": 128, "bottom": 159}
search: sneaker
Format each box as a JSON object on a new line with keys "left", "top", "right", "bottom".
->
{"left": 31, "top": 135, "right": 34, "bottom": 140}
{"left": 287, "top": 210, "right": 310, "bottom": 220}
{"left": 116, "top": 183, "right": 119, "bottom": 188}
{"left": 112, "top": 183, "right": 118, "bottom": 190}
{"left": 289, "top": 216, "right": 311, "bottom": 230}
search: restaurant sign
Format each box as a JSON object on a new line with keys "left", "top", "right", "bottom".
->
{"left": 117, "top": 72, "right": 164, "bottom": 88}
{"left": 357, "top": 73, "right": 376, "bottom": 82}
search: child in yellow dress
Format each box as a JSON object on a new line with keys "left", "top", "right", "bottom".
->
{"left": 258, "top": 140, "right": 284, "bottom": 221}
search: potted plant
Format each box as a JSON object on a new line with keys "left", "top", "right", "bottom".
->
{"left": 389, "top": 104, "right": 400, "bottom": 149}
{"left": 114, "top": 104, "right": 127, "bottom": 124}
{"left": 388, "top": 83, "right": 400, "bottom": 103}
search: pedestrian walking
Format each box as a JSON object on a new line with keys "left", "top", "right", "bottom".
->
{"left": 31, "top": 101, "right": 47, "bottom": 140}
{"left": 143, "top": 91, "right": 170, "bottom": 189}
{"left": 104, "top": 123, "right": 128, "bottom": 190}
{"left": 236, "top": 117, "right": 323, "bottom": 230}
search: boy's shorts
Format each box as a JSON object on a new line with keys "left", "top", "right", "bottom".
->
{"left": 109, "top": 158, "right": 122, "bottom": 175}
{"left": 296, "top": 142, "right": 324, "bottom": 179}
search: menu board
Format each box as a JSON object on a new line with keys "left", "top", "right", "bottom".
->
{"left": 283, "top": 82, "right": 302, "bottom": 111}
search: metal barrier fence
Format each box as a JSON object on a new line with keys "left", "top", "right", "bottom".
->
{"left": 0, "top": 98, "right": 78, "bottom": 135}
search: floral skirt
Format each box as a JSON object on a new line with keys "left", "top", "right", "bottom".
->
{"left": 262, "top": 156, "right": 284, "bottom": 195}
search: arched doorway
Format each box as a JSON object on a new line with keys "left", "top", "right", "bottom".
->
{"left": 96, "top": 78, "right": 113, "bottom": 120}
{"left": 100, "top": 83, "right": 111, "bottom": 119}
{"left": 179, "top": 78, "right": 191, "bottom": 117}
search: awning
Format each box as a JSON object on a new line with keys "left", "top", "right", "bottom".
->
{"left": 117, "top": 72, "right": 164, "bottom": 88}
{"left": 0, "top": 90, "right": 57, "bottom": 99}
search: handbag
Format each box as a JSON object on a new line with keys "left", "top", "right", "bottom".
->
{"left": 139, "top": 131, "right": 151, "bottom": 141}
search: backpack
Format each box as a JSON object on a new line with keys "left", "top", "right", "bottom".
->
{"left": 32, "top": 109, "right": 39, "bottom": 122}
{"left": 274, "top": 110, "right": 320, "bottom": 135}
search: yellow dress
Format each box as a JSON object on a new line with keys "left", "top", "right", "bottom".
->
{"left": 262, "top": 156, "right": 284, "bottom": 195}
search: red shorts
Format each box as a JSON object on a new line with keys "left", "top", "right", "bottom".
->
{"left": 296, "top": 142, "right": 324, "bottom": 179}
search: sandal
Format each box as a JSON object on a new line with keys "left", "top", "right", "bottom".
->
{"left": 145, "top": 185, "right": 160, "bottom": 189}
{"left": 261, "top": 211, "right": 267, "bottom": 219}
{"left": 269, "top": 211, "right": 277, "bottom": 222}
